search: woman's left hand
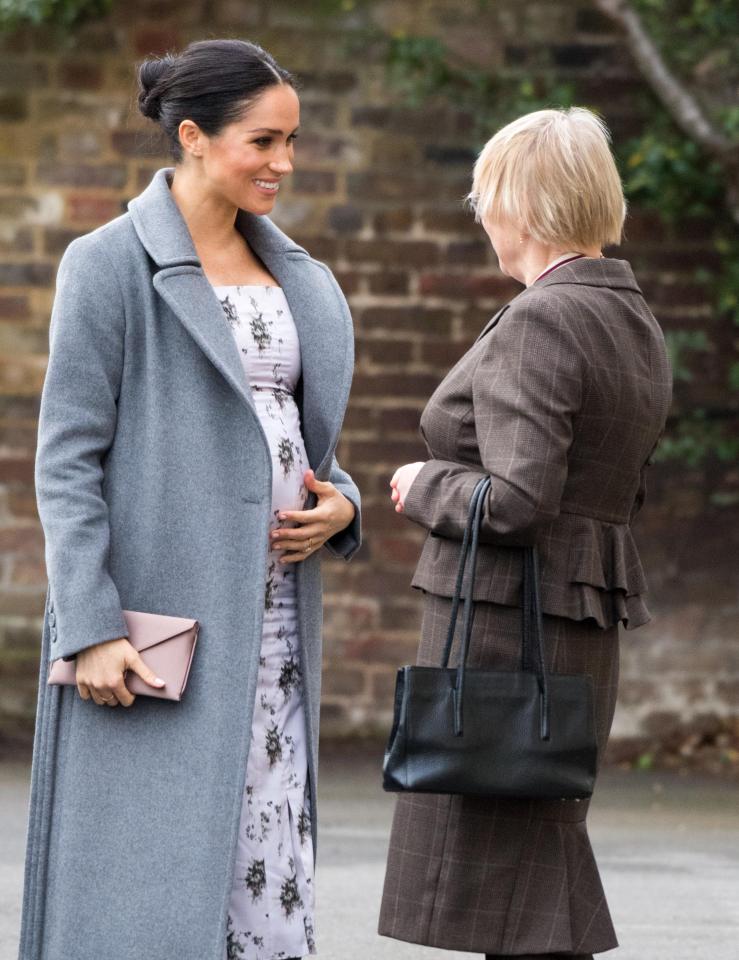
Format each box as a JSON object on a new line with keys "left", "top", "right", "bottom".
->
{"left": 270, "top": 469, "right": 356, "bottom": 563}
{"left": 390, "top": 461, "right": 426, "bottom": 513}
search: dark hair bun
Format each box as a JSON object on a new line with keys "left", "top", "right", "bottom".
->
{"left": 137, "top": 56, "right": 175, "bottom": 121}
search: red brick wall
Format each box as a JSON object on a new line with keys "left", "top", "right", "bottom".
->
{"left": 1, "top": 0, "right": 736, "bottom": 762}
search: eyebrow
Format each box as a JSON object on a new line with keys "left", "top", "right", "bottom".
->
{"left": 247, "top": 127, "right": 300, "bottom": 135}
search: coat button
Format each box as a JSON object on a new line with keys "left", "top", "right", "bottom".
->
{"left": 48, "top": 612, "right": 56, "bottom": 625}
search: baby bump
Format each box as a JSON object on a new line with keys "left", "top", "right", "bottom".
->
{"left": 255, "top": 395, "right": 309, "bottom": 517}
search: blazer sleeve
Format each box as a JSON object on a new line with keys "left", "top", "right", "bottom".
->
{"left": 402, "top": 292, "right": 582, "bottom": 545}
{"left": 322, "top": 454, "right": 362, "bottom": 561}
{"left": 35, "top": 236, "right": 130, "bottom": 661}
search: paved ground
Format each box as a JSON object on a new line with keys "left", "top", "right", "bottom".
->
{"left": 2, "top": 743, "right": 738, "bottom": 960}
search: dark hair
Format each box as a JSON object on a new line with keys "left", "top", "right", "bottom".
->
{"left": 137, "top": 39, "right": 296, "bottom": 161}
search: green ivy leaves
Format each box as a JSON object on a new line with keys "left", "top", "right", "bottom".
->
{"left": 0, "top": 0, "right": 112, "bottom": 30}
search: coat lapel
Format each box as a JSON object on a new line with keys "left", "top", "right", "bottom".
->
{"left": 151, "top": 265, "right": 257, "bottom": 415}
{"left": 254, "top": 245, "right": 351, "bottom": 477}
{"left": 474, "top": 303, "right": 512, "bottom": 343}
{"left": 128, "top": 167, "right": 352, "bottom": 476}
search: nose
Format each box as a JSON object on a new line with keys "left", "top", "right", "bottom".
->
{"left": 269, "top": 159, "right": 292, "bottom": 176}
{"left": 269, "top": 151, "right": 293, "bottom": 176}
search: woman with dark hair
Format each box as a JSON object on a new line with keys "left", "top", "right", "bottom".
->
{"left": 18, "top": 39, "right": 360, "bottom": 960}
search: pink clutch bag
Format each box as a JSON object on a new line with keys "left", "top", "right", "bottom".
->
{"left": 47, "top": 609, "right": 199, "bottom": 701}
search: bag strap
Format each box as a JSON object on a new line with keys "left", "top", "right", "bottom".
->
{"left": 442, "top": 475, "right": 551, "bottom": 741}
{"left": 451, "top": 477, "right": 488, "bottom": 736}
{"left": 524, "top": 546, "right": 551, "bottom": 740}
{"left": 441, "top": 476, "right": 489, "bottom": 668}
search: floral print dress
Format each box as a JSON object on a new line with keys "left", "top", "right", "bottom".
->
{"left": 212, "top": 283, "right": 316, "bottom": 960}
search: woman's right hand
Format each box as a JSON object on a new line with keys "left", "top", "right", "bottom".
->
{"left": 75, "top": 637, "right": 165, "bottom": 707}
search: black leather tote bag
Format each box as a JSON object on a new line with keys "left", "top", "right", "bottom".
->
{"left": 382, "top": 476, "right": 598, "bottom": 800}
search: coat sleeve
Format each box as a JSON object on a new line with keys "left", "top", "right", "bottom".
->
{"left": 322, "top": 454, "right": 362, "bottom": 560}
{"left": 35, "top": 236, "right": 130, "bottom": 661}
{"left": 402, "top": 293, "right": 582, "bottom": 545}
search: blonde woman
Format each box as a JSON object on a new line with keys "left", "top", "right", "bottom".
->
{"left": 379, "top": 107, "right": 672, "bottom": 959}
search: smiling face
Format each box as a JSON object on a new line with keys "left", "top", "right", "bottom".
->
{"left": 179, "top": 83, "right": 300, "bottom": 215}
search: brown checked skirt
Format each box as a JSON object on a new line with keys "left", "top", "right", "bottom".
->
{"left": 378, "top": 592, "right": 620, "bottom": 958}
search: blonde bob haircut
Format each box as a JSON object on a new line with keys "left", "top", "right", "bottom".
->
{"left": 467, "top": 106, "right": 626, "bottom": 248}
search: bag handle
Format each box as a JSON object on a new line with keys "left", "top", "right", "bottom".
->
{"left": 441, "top": 475, "right": 551, "bottom": 741}
{"left": 440, "top": 476, "right": 489, "bottom": 668}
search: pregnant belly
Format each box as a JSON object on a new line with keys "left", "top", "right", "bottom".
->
{"left": 254, "top": 397, "right": 309, "bottom": 516}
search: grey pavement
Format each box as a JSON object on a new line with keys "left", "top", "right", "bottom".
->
{"left": 2, "top": 744, "right": 738, "bottom": 960}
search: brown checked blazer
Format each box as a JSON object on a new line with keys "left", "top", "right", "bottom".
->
{"left": 402, "top": 256, "right": 673, "bottom": 629}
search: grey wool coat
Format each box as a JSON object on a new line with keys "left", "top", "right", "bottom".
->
{"left": 18, "top": 166, "right": 361, "bottom": 960}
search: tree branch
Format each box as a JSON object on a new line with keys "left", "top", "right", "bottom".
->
{"left": 593, "top": 0, "right": 739, "bottom": 223}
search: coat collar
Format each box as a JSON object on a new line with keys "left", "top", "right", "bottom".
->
{"left": 128, "top": 166, "right": 308, "bottom": 267}
{"left": 532, "top": 255, "right": 642, "bottom": 293}
{"left": 127, "top": 167, "right": 352, "bottom": 477}
{"left": 474, "top": 255, "right": 642, "bottom": 343}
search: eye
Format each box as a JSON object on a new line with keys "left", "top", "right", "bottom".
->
{"left": 253, "top": 134, "right": 298, "bottom": 148}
